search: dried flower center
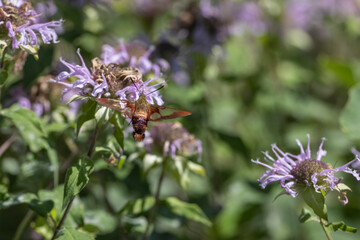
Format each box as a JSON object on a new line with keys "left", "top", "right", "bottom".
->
{"left": 290, "top": 159, "right": 329, "bottom": 184}
{"left": 91, "top": 60, "right": 142, "bottom": 97}
{"left": 0, "top": 3, "right": 34, "bottom": 27}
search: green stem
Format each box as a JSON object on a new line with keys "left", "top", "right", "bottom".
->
{"left": 320, "top": 218, "right": 333, "bottom": 240}
{"left": 50, "top": 124, "right": 99, "bottom": 240}
{"left": 141, "top": 158, "right": 167, "bottom": 240}
{"left": 12, "top": 210, "right": 35, "bottom": 240}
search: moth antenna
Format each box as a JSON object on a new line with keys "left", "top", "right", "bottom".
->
{"left": 146, "top": 85, "right": 165, "bottom": 95}
{"left": 130, "top": 77, "right": 142, "bottom": 94}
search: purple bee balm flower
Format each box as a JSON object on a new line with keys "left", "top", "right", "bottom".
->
{"left": 252, "top": 134, "right": 360, "bottom": 205}
{"left": 0, "top": 0, "right": 63, "bottom": 49}
{"left": 54, "top": 49, "right": 165, "bottom": 105}
{"left": 144, "top": 122, "right": 202, "bottom": 159}
{"left": 101, "top": 39, "right": 169, "bottom": 78}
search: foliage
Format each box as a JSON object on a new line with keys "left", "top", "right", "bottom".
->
{"left": 1, "top": 0, "right": 360, "bottom": 240}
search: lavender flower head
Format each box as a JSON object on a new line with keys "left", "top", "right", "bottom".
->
{"left": 101, "top": 39, "right": 169, "bottom": 79}
{"left": 252, "top": 134, "right": 360, "bottom": 205}
{"left": 0, "top": 0, "right": 63, "bottom": 50}
{"left": 144, "top": 122, "right": 202, "bottom": 159}
{"left": 54, "top": 49, "right": 164, "bottom": 106}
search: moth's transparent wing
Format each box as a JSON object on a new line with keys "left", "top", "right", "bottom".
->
{"left": 149, "top": 105, "right": 191, "bottom": 121}
{"left": 96, "top": 98, "right": 134, "bottom": 118}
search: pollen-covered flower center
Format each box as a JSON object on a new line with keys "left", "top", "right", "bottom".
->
{"left": 290, "top": 159, "right": 329, "bottom": 184}
{"left": 0, "top": 3, "right": 34, "bottom": 27}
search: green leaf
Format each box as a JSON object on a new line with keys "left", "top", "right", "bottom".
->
{"left": 62, "top": 158, "right": 94, "bottom": 210}
{"left": 340, "top": 83, "right": 360, "bottom": 140}
{"left": 300, "top": 187, "right": 328, "bottom": 221}
{"left": 0, "top": 193, "right": 53, "bottom": 217}
{"left": 164, "top": 197, "right": 212, "bottom": 226}
{"left": 0, "top": 69, "right": 8, "bottom": 85}
{"left": 109, "top": 111, "right": 125, "bottom": 149}
{"left": 83, "top": 209, "right": 117, "bottom": 234}
{"left": 19, "top": 44, "right": 39, "bottom": 59}
{"left": 1, "top": 106, "right": 48, "bottom": 152}
{"left": 187, "top": 161, "right": 206, "bottom": 177}
{"left": 118, "top": 197, "right": 155, "bottom": 215}
{"left": 273, "top": 190, "right": 290, "bottom": 202}
{"left": 325, "top": 221, "right": 357, "bottom": 233}
{"left": 298, "top": 208, "right": 318, "bottom": 223}
{"left": 56, "top": 227, "right": 94, "bottom": 240}
{"left": 76, "top": 100, "right": 97, "bottom": 136}
{"left": 95, "top": 105, "right": 113, "bottom": 126}
{"left": 67, "top": 94, "right": 88, "bottom": 104}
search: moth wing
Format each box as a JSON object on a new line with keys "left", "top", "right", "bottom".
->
{"left": 96, "top": 98, "right": 134, "bottom": 118}
{"left": 149, "top": 105, "right": 191, "bottom": 121}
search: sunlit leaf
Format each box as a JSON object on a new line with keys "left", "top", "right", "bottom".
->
{"left": 62, "top": 158, "right": 94, "bottom": 210}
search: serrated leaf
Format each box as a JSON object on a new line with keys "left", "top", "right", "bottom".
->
{"left": 325, "top": 221, "right": 357, "bottom": 233}
{"left": 164, "top": 197, "right": 211, "bottom": 226}
{"left": 1, "top": 106, "right": 48, "bottom": 152}
{"left": 56, "top": 227, "right": 94, "bottom": 240}
{"left": 301, "top": 187, "right": 328, "bottom": 221}
{"left": 0, "top": 69, "right": 8, "bottom": 85}
{"left": 117, "top": 196, "right": 155, "bottom": 215}
{"left": 76, "top": 100, "right": 97, "bottom": 135}
{"left": 62, "top": 158, "right": 94, "bottom": 210}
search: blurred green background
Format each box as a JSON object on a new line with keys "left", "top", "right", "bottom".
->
{"left": 1, "top": 0, "right": 360, "bottom": 239}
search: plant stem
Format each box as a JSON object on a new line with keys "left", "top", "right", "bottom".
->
{"left": 320, "top": 218, "right": 333, "bottom": 240}
{"left": 13, "top": 210, "right": 35, "bottom": 240}
{"left": 141, "top": 158, "right": 167, "bottom": 240}
{"left": 50, "top": 197, "right": 74, "bottom": 240}
{"left": 1, "top": 46, "right": 7, "bottom": 69}
{"left": 50, "top": 124, "right": 99, "bottom": 240}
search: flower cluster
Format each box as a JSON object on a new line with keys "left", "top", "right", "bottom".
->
{"left": 144, "top": 122, "right": 202, "bottom": 159}
{"left": 252, "top": 135, "right": 360, "bottom": 205}
{"left": 0, "top": 0, "right": 63, "bottom": 50}
{"left": 101, "top": 39, "right": 169, "bottom": 79}
{"left": 54, "top": 49, "right": 164, "bottom": 105}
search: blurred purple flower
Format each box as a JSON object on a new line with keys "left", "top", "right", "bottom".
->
{"left": 101, "top": 39, "right": 169, "bottom": 78}
{"left": 233, "top": 1, "right": 267, "bottom": 35}
{"left": 144, "top": 122, "right": 202, "bottom": 159}
{"left": 0, "top": 0, "right": 63, "bottom": 49}
{"left": 285, "top": 0, "right": 359, "bottom": 31}
{"left": 252, "top": 134, "right": 360, "bottom": 205}
{"left": 54, "top": 49, "right": 164, "bottom": 105}
{"left": 351, "top": 148, "right": 360, "bottom": 169}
